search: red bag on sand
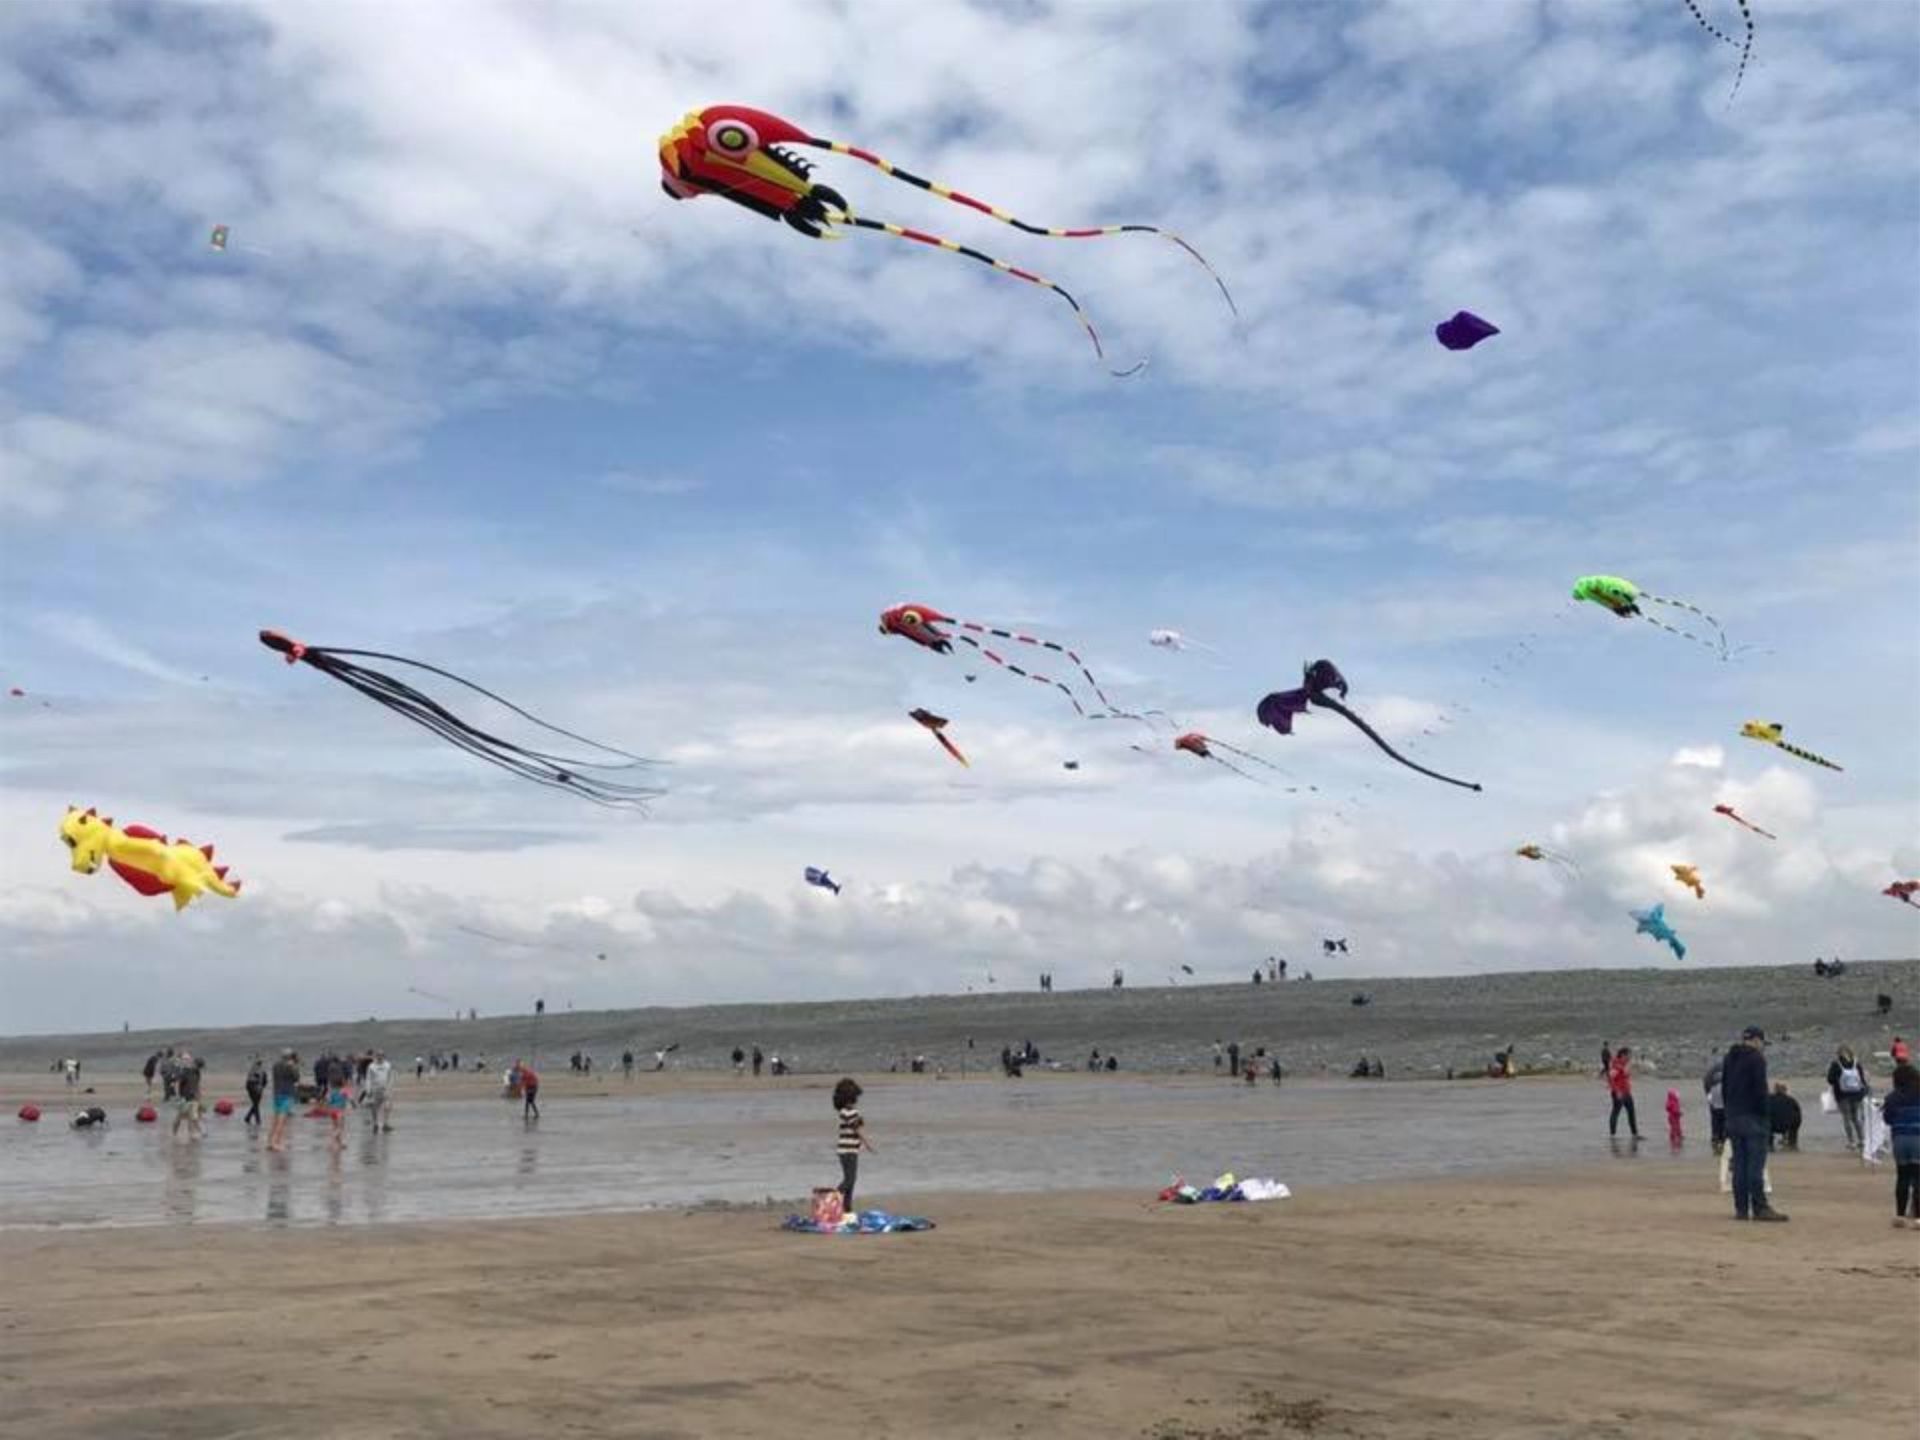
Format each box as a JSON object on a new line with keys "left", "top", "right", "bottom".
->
{"left": 16, "top": 1104, "right": 40, "bottom": 1122}
{"left": 811, "top": 1187, "right": 845, "bottom": 1226}
{"left": 212, "top": 1098, "right": 234, "bottom": 1116}
{"left": 135, "top": 1105, "right": 157, "bottom": 1122}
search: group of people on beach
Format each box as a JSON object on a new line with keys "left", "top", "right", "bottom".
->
{"left": 1600, "top": 1029, "right": 1920, "bottom": 1226}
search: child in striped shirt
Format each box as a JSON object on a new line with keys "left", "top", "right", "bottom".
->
{"left": 833, "top": 1077, "right": 875, "bottom": 1211}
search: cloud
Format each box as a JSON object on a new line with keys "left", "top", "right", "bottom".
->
{"left": 33, "top": 612, "right": 203, "bottom": 686}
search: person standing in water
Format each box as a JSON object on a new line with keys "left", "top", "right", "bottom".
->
{"left": 364, "top": 1051, "right": 394, "bottom": 1133}
{"left": 267, "top": 1049, "right": 299, "bottom": 1153}
{"left": 518, "top": 1060, "right": 540, "bottom": 1119}
{"left": 243, "top": 1055, "right": 267, "bottom": 1128}
{"left": 1606, "top": 1047, "right": 1639, "bottom": 1140}
{"left": 833, "top": 1077, "right": 875, "bottom": 1212}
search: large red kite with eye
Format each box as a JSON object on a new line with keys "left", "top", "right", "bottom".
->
{"left": 659, "top": 104, "right": 1237, "bottom": 375}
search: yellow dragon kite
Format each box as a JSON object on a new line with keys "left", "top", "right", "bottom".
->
{"left": 59, "top": 806, "right": 242, "bottom": 910}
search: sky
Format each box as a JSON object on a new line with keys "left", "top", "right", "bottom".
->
{"left": 2, "top": 0, "right": 1916, "bottom": 1034}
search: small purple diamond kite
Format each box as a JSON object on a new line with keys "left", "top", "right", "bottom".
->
{"left": 1435, "top": 311, "right": 1499, "bottom": 351}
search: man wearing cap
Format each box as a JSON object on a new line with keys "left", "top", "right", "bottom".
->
{"left": 1723, "top": 1025, "right": 1786, "bottom": 1222}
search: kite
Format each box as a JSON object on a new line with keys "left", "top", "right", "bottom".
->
{"left": 1671, "top": 863, "right": 1705, "bottom": 900}
{"left": 1739, "top": 720, "right": 1842, "bottom": 772}
{"left": 1680, "top": 0, "right": 1754, "bottom": 103}
{"left": 1148, "top": 629, "right": 1218, "bottom": 654}
{"left": 1179, "top": 963, "right": 1195, "bottom": 975}
{"left": 1171, "top": 731, "right": 1285, "bottom": 784}
{"left": 208, "top": 224, "right": 229, "bottom": 252}
{"left": 658, "top": 105, "right": 1236, "bottom": 375}
{"left": 880, "top": 604, "right": 1136, "bottom": 721}
{"left": 1631, "top": 903, "right": 1687, "bottom": 961}
{"left": 259, "top": 631, "right": 664, "bottom": 807}
{"left": 1515, "top": 844, "right": 1581, "bottom": 877}
{"left": 1713, "top": 803, "right": 1776, "bottom": 840}
{"left": 1323, "top": 938, "right": 1348, "bottom": 956}
{"left": 908, "top": 707, "right": 969, "bottom": 767}
{"left": 60, "top": 806, "right": 241, "bottom": 911}
{"left": 1882, "top": 881, "right": 1918, "bottom": 909}
{"left": 804, "top": 866, "right": 842, "bottom": 896}
{"left": 1572, "top": 575, "right": 1729, "bottom": 658}
{"left": 1435, "top": 311, "right": 1499, "bottom": 351}
{"left": 1257, "top": 659, "right": 1482, "bottom": 792}
{"left": 1062, "top": 760, "right": 1080, "bottom": 771}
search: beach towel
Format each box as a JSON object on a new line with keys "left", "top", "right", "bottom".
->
{"left": 782, "top": 1209, "right": 935, "bottom": 1235}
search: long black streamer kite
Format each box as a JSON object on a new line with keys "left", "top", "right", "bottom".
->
{"left": 260, "top": 630, "right": 664, "bottom": 808}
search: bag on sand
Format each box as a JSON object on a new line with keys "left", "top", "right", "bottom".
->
{"left": 811, "top": 1187, "right": 845, "bottom": 1227}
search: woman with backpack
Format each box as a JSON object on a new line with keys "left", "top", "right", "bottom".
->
{"left": 1827, "top": 1045, "right": 1870, "bottom": 1150}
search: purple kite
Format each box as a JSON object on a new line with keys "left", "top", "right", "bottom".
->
{"left": 1257, "top": 659, "right": 1482, "bottom": 793}
{"left": 1435, "top": 311, "right": 1499, "bottom": 351}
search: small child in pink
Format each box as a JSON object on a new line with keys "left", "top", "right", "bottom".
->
{"left": 1665, "top": 1088, "right": 1684, "bottom": 1148}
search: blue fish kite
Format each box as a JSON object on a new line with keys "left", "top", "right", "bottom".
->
{"left": 1630, "top": 903, "right": 1686, "bottom": 960}
{"left": 1435, "top": 310, "right": 1499, "bottom": 351}
{"left": 804, "top": 866, "right": 841, "bottom": 895}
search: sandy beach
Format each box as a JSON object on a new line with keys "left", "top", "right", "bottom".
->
{"left": 4, "top": 1155, "right": 1915, "bottom": 1439}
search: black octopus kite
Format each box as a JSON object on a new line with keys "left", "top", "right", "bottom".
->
{"left": 1257, "top": 659, "right": 1482, "bottom": 793}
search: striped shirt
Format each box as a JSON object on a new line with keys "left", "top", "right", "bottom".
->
{"left": 836, "top": 1106, "right": 864, "bottom": 1154}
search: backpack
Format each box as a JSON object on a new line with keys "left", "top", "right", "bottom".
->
{"left": 1838, "top": 1064, "right": 1864, "bottom": 1094}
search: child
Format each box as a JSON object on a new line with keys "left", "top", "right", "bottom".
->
{"left": 833, "top": 1077, "right": 876, "bottom": 1212}
{"left": 1881, "top": 1063, "right": 1920, "bottom": 1228}
{"left": 1666, "top": 1088, "right": 1684, "bottom": 1148}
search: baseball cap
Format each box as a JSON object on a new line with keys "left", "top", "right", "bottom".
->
{"left": 1742, "top": 1025, "right": 1766, "bottom": 1041}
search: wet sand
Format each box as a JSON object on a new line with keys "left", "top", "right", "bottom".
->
{"left": 4, "top": 1158, "right": 1915, "bottom": 1439}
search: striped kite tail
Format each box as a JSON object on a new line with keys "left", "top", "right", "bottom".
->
{"left": 844, "top": 217, "right": 1142, "bottom": 377}
{"left": 812, "top": 136, "right": 1237, "bottom": 319}
{"left": 1780, "top": 740, "right": 1843, "bottom": 772}
{"left": 1636, "top": 596, "right": 1728, "bottom": 658}
{"left": 951, "top": 631, "right": 1088, "bottom": 718}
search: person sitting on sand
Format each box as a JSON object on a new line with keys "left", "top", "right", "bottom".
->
{"left": 1351, "top": 1056, "right": 1370, "bottom": 1079}
{"left": 1876, "top": 993, "right": 1893, "bottom": 1017}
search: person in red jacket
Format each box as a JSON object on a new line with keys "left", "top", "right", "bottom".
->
{"left": 516, "top": 1060, "right": 540, "bottom": 1120}
{"left": 1607, "top": 1047, "right": 1640, "bottom": 1140}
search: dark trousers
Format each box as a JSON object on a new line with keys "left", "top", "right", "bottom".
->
{"left": 838, "top": 1152, "right": 859, "bottom": 1210}
{"left": 1608, "top": 1094, "right": 1638, "bottom": 1137}
{"left": 1709, "top": 1106, "right": 1726, "bottom": 1151}
{"left": 1895, "top": 1162, "right": 1919, "bottom": 1219}
{"left": 523, "top": 1085, "right": 539, "bottom": 1118}
{"left": 1729, "top": 1124, "right": 1769, "bottom": 1217}
{"left": 244, "top": 1092, "right": 262, "bottom": 1125}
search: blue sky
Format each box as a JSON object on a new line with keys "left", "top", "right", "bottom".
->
{"left": 2, "top": 0, "right": 1916, "bottom": 1032}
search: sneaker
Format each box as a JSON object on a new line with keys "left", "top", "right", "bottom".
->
{"left": 1894, "top": 1217, "right": 1909, "bottom": 1229}
{"left": 1752, "top": 1210, "right": 1790, "bottom": 1223}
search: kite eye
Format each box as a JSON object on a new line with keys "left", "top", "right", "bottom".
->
{"left": 900, "top": 609, "right": 923, "bottom": 628}
{"left": 62, "top": 835, "right": 76, "bottom": 849}
{"left": 707, "top": 119, "right": 759, "bottom": 157}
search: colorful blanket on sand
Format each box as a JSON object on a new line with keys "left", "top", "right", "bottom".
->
{"left": 1157, "top": 1172, "right": 1291, "bottom": 1204}
{"left": 781, "top": 1209, "right": 935, "bottom": 1234}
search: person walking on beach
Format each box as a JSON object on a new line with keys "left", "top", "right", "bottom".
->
{"left": 243, "top": 1055, "right": 267, "bottom": 1128}
{"left": 172, "top": 1050, "right": 205, "bottom": 1140}
{"left": 622, "top": 1048, "right": 635, "bottom": 1080}
{"left": 833, "top": 1077, "right": 875, "bottom": 1212}
{"left": 1828, "top": 1046, "right": 1870, "bottom": 1149}
{"left": 1880, "top": 1062, "right": 1920, "bottom": 1227}
{"left": 1704, "top": 1058, "right": 1727, "bottom": 1154}
{"left": 1724, "top": 1026, "right": 1785, "bottom": 1222}
{"left": 518, "top": 1060, "right": 540, "bottom": 1119}
{"left": 364, "top": 1051, "right": 394, "bottom": 1133}
{"left": 1227, "top": 1040, "right": 1240, "bottom": 1079}
{"left": 1606, "top": 1047, "right": 1639, "bottom": 1139}
{"left": 142, "top": 1050, "right": 160, "bottom": 1097}
{"left": 1666, "top": 1089, "right": 1684, "bottom": 1148}
{"left": 324, "top": 1054, "right": 351, "bottom": 1153}
{"left": 267, "top": 1049, "right": 299, "bottom": 1153}
{"left": 752, "top": 1045, "right": 764, "bottom": 1077}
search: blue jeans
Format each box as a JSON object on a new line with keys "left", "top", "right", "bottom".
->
{"left": 1729, "top": 1120, "right": 1769, "bottom": 1217}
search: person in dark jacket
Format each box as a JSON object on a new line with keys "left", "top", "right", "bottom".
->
{"left": 1826, "top": 1045, "right": 1870, "bottom": 1149}
{"left": 1766, "top": 1082, "right": 1802, "bottom": 1150}
{"left": 1723, "top": 1026, "right": 1785, "bottom": 1222}
{"left": 1881, "top": 1063, "right": 1920, "bottom": 1227}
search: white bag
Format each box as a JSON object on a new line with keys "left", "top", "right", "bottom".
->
{"left": 1820, "top": 1090, "right": 1836, "bottom": 1116}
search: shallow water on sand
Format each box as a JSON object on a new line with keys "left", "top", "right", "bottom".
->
{"left": 0, "top": 1075, "right": 1788, "bottom": 1231}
